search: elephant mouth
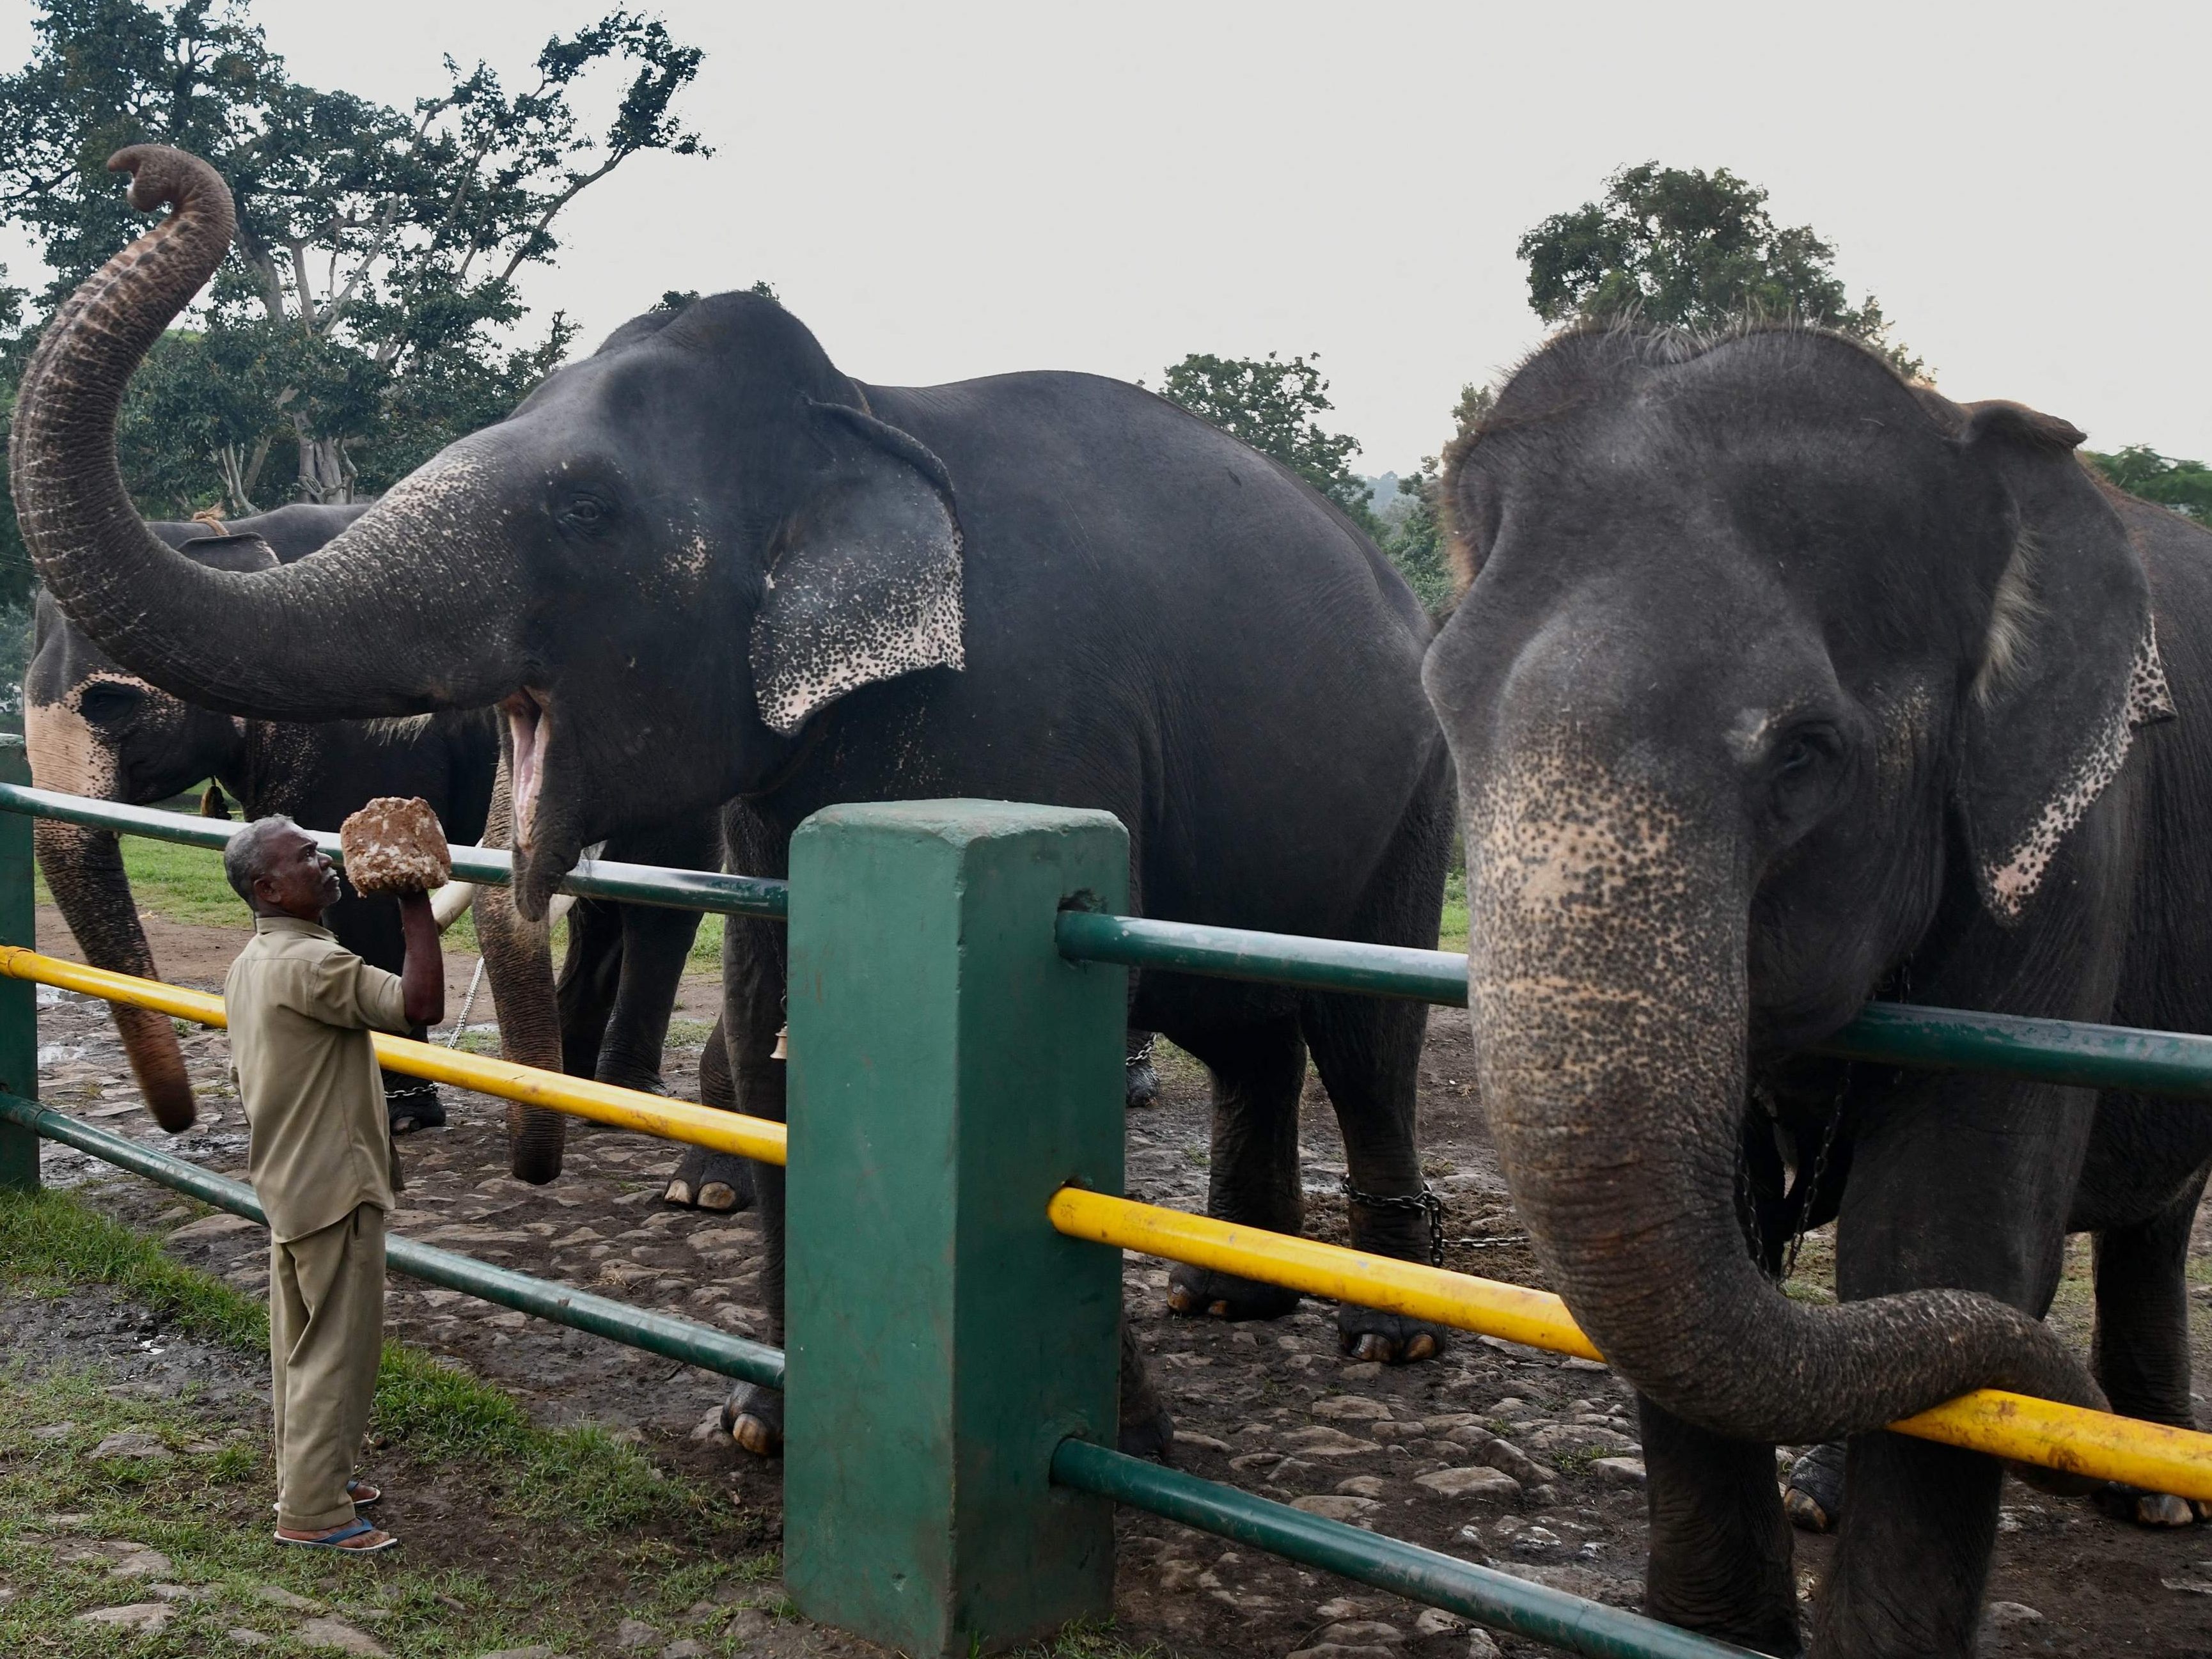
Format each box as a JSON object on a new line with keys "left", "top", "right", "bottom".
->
{"left": 503, "top": 688, "right": 547, "bottom": 854}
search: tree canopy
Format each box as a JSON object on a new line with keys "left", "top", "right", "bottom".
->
{"left": 2089, "top": 445, "right": 2212, "bottom": 521}
{"left": 1518, "top": 163, "right": 1922, "bottom": 377}
{"left": 1156, "top": 351, "right": 1370, "bottom": 521}
{"left": 1372, "top": 382, "right": 1491, "bottom": 617}
{"left": 0, "top": 0, "right": 712, "bottom": 602}
{"left": 1154, "top": 350, "right": 1476, "bottom": 619}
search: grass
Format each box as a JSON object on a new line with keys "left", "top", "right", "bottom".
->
{"left": 0, "top": 1188, "right": 787, "bottom": 1655}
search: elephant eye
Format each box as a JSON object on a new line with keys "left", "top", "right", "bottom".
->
{"left": 557, "top": 491, "right": 615, "bottom": 535}
{"left": 77, "top": 682, "right": 145, "bottom": 723}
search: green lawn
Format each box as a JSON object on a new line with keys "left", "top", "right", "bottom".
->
{"left": 0, "top": 1189, "right": 781, "bottom": 1657}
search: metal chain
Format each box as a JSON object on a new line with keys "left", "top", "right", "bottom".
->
{"left": 445, "top": 957, "right": 487, "bottom": 1049}
{"left": 1340, "top": 1175, "right": 1445, "bottom": 1267}
{"left": 1738, "top": 1150, "right": 1768, "bottom": 1277}
{"left": 1781, "top": 1076, "right": 1848, "bottom": 1283}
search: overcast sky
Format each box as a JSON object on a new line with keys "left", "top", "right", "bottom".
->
{"left": 5, "top": 1, "right": 2208, "bottom": 471}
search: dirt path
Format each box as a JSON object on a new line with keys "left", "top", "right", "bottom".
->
{"left": 20, "top": 902, "right": 2212, "bottom": 1655}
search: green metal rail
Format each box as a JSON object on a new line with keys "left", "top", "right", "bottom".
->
{"left": 10, "top": 776, "right": 2210, "bottom": 1656}
{"left": 0, "top": 782, "right": 787, "bottom": 920}
{"left": 0, "top": 1092, "right": 784, "bottom": 1388}
{"left": 1051, "top": 1440, "right": 1754, "bottom": 1659}
{"left": 1056, "top": 909, "right": 2212, "bottom": 1099}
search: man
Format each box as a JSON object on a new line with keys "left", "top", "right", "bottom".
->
{"left": 223, "top": 815, "right": 444, "bottom": 1552}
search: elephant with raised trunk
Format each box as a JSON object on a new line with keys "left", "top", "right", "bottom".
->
{"left": 12, "top": 146, "right": 1455, "bottom": 1461}
{"left": 25, "top": 506, "right": 716, "bottom": 1139}
{"left": 1424, "top": 321, "right": 2212, "bottom": 1655}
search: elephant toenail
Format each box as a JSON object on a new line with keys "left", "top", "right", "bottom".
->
{"left": 1207, "top": 1300, "right": 1230, "bottom": 1317}
{"left": 698, "top": 1182, "right": 737, "bottom": 1211}
{"left": 1404, "top": 1333, "right": 1437, "bottom": 1362}
{"left": 664, "top": 1181, "right": 692, "bottom": 1206}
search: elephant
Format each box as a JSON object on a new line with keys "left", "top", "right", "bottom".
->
{"left": 1422, "top": 319, "right": 2212, "bottom": 1655}
{"left": 26, "top": 504, "right": 489, "bottom": 1131}
{"left": 12, "top": 146, "right": 1455, "bottom": 1461}
{"left": 24, "top": 503, "right": 710, "bottom": 1139}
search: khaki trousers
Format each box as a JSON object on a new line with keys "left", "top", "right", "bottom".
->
{"left": 270, "top": 1203, "right": 386, "bottom": 1531}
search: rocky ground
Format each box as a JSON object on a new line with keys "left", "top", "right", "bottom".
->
{"left": 16, "top": 904, "right": 2212, "bottom": 1656}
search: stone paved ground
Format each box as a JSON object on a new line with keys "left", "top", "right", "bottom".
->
{"left": 21, "top": 907, "right": 2212, "bottom": 1656}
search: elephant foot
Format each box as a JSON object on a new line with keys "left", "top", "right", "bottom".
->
{"left": 1118, "top": 1405, "right": 1175, "bottom": 1461}
{"left": 1335, "top": 1306, "right": 1445, "bottom": 1364}
{"left": 722, "top": 1384, "right": 783, "bottom": 1458}
{"left": 663, "top": 1148, "right": 757, "bottom": 1212}
{"left": 1124, "top": 1034, "right": 1161, "bottom": 1110}
{"left": 1166, "top": 1262, "right": 1299, "bottom": 1321}
{"left": 2091, "top": 1484, "right": 2204, "bottom": 1527}
{"left": 386, "top": 1082, "right": 446, "bottom": 1136}
{"left": 1784, "top": 1440, "right": 1846, "bottom": 1533}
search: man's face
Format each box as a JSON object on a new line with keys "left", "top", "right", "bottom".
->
{"left": 253, "top": 827, "right": 343, "bottom": 920}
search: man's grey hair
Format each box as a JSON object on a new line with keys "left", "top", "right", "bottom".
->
{"left": 224, "top": 815, "right": 301, "bottom": 904}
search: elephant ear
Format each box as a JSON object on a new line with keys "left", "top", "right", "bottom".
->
{"left": 749, "top": 402, "right": 964, "bottom": 736}
{"left": 1954, "top": 401, "right": 2174, "bottom": 923}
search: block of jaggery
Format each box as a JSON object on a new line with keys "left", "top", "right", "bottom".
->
{"left": 340, "top": 796, "right": 451, "bottom": 895}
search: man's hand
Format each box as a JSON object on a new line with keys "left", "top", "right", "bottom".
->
{"left": 341, "top": 798, "right": 453, "bottom": 1029}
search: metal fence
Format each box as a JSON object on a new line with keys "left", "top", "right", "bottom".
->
{"left": 0, "top": 757, "right": 2207, "bottom": 1658}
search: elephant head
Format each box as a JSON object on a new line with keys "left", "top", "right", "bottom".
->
{"left": 12, "top": 146, "right": 963, "bottom": 930}
{"left": 1422, "top": 324, "right": 2154, "bottom": 1443}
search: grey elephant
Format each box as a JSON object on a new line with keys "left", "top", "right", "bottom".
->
{"left": 25, "top": 505, "right": 714, "bottom": 1137}
{"left": 1423, "top": 320, "right": 2212, "bottom": 1655}
{"left": 12, "top": 146, "right": 1455, "bottom": 1462}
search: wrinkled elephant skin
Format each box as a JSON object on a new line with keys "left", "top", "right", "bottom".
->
{"left": 1423, "top": 322, "right": 2212, "bottom": 1655}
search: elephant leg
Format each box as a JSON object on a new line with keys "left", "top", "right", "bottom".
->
{"left": 554, "top": 897, "right": 624, "bottom": 1080}
{"left": 2089, "top": 1168, "right": 2211, "bottom": 1527}
{"left": 1124, "top": 1028, "right": 1161, "bottom": 1110}
{"left": 1812, "top": 1080, "right": 2093, "bottom": 1658}
{"left": 664, "top": 1018, "right": 755, "bottom": 1213}
{"left": 718, "top": 824, "right": 793, "bottom": 1456}
{"left": 595, "top": 899, "right": 700, "bottom": 1094}
{"left": 1638, "top": 1392, "right": 1798, "bottom": 1653}
{"left": 1164, "top": 1018, "right": 1306, "bottom": 1322}
{"left": 1303, "top": 989, "right": 1443, "bottom": 1362}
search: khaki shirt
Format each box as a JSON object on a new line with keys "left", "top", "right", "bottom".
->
{"left": 224, "top": 916, "right": 409, "bottom": 1243}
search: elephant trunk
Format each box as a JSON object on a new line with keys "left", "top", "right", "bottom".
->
{"left": 33, "top": 820, "right": 194, "bottom": 1131}
{"left": 1463, "top": 755, "right": 2099, "bottom": 1445}
{"left": 473, "top": 763, "right": 568, "bottom": 1184}
{"left": 10, "top": 145, "right": 523, "bottom": 723}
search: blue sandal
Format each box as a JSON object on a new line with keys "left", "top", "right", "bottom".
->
{"left": 272, "top": 1515, "right": 396, "bottom": 1552}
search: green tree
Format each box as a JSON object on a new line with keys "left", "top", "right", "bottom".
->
{"left": 1376, "top": 383, "right": 1492, "bottom": 617}
{"left": 2089, "top": 446, "right": 2212, "bottom": 520}
{"left": 1157, "top": 351, "right": 1373, "bottom": 523}
{"left": 0, "top": 0, "right": 707, "bottom": 597}
{"left": 1518, "top": 163, "right": 1922, "bottom": 377}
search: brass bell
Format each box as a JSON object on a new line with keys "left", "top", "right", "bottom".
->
{"left": 771, "top": 1023, "right": 788, "bottom": 1061}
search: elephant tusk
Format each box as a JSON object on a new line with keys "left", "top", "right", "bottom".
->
{"left": 431, "top": 881, "right": 477, "bottom": 933}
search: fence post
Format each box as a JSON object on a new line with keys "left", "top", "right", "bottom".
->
{"left": 0, "top": 737, "right": 36, "bottom": 1193}
{"left": 783, "top": 800, "right": 1128, "bottom": 1656}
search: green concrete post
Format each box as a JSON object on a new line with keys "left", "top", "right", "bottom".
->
{"left": 783, "top": 801, "right": 1128, "bottom": 1656}
{"left": 0, "top": 737, "right": 36, "bottom": 1192}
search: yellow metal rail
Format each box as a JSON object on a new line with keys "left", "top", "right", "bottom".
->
{"left": 1047, "top": 1186, "right": 2212, "bottom": 1502}
{"left": 0, "top": 947, "right": 788, "bottom": 1165}
{"left": 23, "top": 941, "right": 2202, "bottom": 1500}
